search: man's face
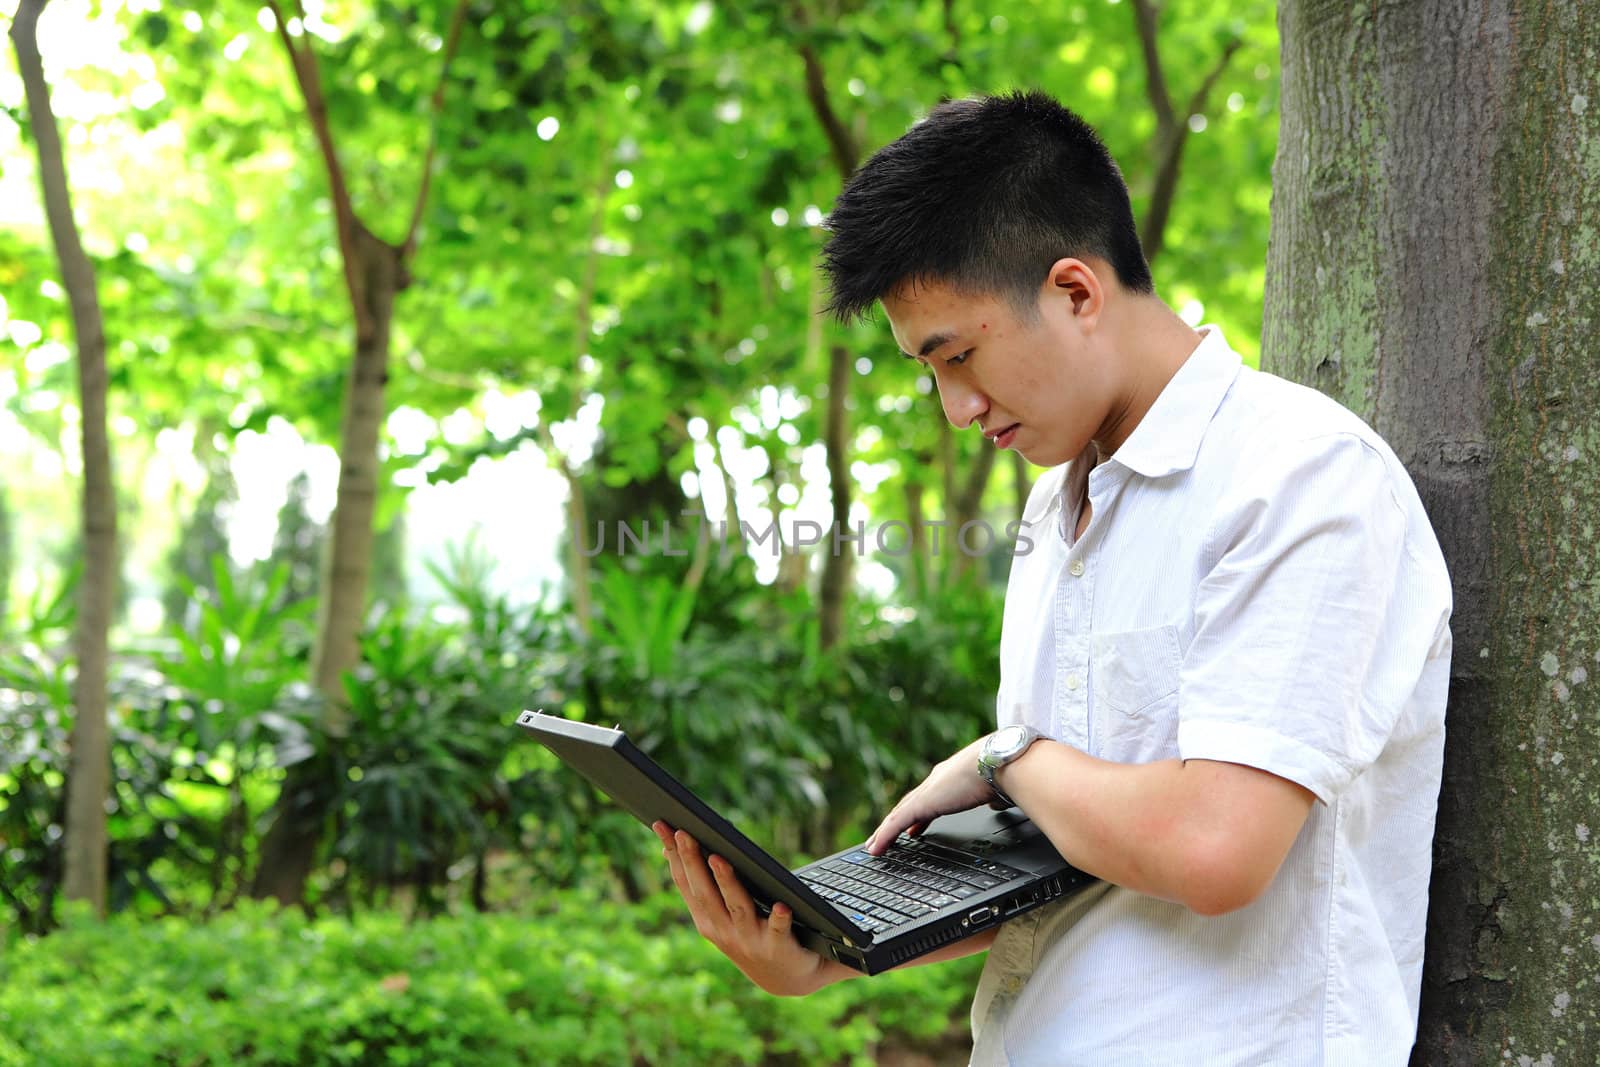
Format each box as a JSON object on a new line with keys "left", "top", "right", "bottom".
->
{"left": 881, "top": 269, "right": 1114, "bottom": 468}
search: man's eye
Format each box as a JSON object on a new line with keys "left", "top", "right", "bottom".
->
{"left": 945, "top": 350, "right": 972, "bottom": 366}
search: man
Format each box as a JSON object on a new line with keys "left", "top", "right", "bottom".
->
{"left": 652, "top": 90, "right": 1452, "bottom": 1066}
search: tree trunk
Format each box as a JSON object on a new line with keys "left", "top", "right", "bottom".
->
{"left": 767, "top": 457, "right": 808, "bottom": 596}
{"left": 904, "top": 466, "right": 929, "bottom": 599}
{"left": 310, "top": 223, "right": 404, "bottom": 699}
{"left": 818, "top": 343, "right": 853, "bottom": 648}
{"left": 948, "top": 436, "right": 997, "bottom": 583}
{"left": 713, "top": 427, "right": 743, "bottom": 557}
{"left": 1011, "top": 451, "right": 1030, "bottom": 522}
{"left": 934, "top": 420, "right": 1001, "bottom": 584}
{"left": 251, "top": 2, "right": 465, "bottom": 906}
{"left": 545, "top": 158, "right": 612, "bottom": 637}
{"left": 12, "top": 0, "right": 117, "bottom": 917}
{"left": 253, "top": 224, "right": 405, "bottom": 906}
{"left": 797, "top": 24, "right": 859, "bottom": 649}
{"left": 545, "top": 432, "right": 593, "bottom": 635}
{"left": 1266, "top": 1, "right": 1599, "bottom": 1062}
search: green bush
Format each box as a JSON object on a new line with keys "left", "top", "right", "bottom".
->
{"left": 2, "top": 541, "right": 1006, "bottom": 930}
{"left": 0, "top": 560, "right": 321, "bottom": 930}
{"left": 0, "top": 891, "right": 981, "bottom": 1066}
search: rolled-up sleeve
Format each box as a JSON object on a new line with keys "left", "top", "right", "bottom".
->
{"left": 1177, "top": 433, "right": 1408, "bottom": 803}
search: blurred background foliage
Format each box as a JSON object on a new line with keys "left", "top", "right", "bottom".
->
{"left": 0, "top": 0, "right": 1276, "bottom": 1061}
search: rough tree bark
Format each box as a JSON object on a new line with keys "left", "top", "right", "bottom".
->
{"left": 1265, "top": 1, "right": 1598, "bottom": 1062}
{"left": 251, "top": 0, "right": 468, "bottom": 905}
{"left": 11, "top": 0, "right": 118, "bottom": 916}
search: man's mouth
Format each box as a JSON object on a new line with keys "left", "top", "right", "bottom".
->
{"left": 986, "top": 423, "right": 1020, "bottom": 449}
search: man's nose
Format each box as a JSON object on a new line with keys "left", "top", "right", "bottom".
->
{"left": 938, "top": 375, "right": 989, "bottom": 430}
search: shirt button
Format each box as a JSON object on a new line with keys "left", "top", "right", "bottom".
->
{"left": 1065, "top": 673, "right": 1082, "bottom": 691}
{"left": 1002, "top": 974, "right": 1024, "bottom": 995}
{"left": 1069, "top": 559, "right": 1085, "bottom": 577}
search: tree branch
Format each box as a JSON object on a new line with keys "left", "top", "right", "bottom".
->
{"left": 1183, "top": 38, "right": 1242, "bottom": 123}
{"left": 942, "top": 0, "right": 960, "bottom": 56}
{"left": 1130, "top": 0, "right": 1175, "bottom": 133}
{"left": 1131, "top": 0, "right": 1242, "bottom": 265}
{"left": 791, "top": 5, "right": 858, "bottom": 178}
{"left": 402, "top": 0, "right": 471, "bottom": 260}
{"left": 265, "top": 0, "right": 368, "bottom": 328}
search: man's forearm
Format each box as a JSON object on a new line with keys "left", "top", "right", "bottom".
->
{"left": 997, "top": 742, "right": 1312, "bottom": 916}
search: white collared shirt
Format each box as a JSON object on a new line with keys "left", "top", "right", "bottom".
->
{"left": 971, "top": 325, "right": 1453, "bottom": 1067}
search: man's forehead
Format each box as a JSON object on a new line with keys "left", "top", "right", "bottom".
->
{"left": 884, "top": 282, "right": 958, "bottom": 339}
{"left": 883, "top": 283, "right": 998, "bottom": 357}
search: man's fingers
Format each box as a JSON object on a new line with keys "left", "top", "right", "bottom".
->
{"left": 767, "top": 902, "right": 794, "bottom": 940}
{"left": 869, "top": 808, "right": 937, "bottom": 853}
{"left": 709, "top": 854, "right": 757, "bottom": 930}
{"left": 655, "top": 822, "right": 697, "bottom": 903}
{"left": 676, "top": 831, "right": 729, "bottom": 919}
{"left": 868, "top": 811, "right": 912, "bottom": 854}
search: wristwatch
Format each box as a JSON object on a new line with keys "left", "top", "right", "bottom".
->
{"left": 978, "top": 725, "right": 1043, "bottom": 809}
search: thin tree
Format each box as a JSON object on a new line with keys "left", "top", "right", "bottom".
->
{"left": 792, "top": 3, "right": 859, "bottom": 648}
{"left": 251, "top": 0, "right": 470, "bottom": 905}
{"left": 10, "top": 0, "right": 118, "bottom": 915}
{"left": 1265, "top": 0, "right": 1598, "bottom": 1061}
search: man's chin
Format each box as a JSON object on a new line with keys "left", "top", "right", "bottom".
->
{"left": 1018, "top": 443, "right": 1065, "bottom": 468}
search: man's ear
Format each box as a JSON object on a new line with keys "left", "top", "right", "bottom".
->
{"left": 1043, "top": 257, "right": 1104, "bottom": 325}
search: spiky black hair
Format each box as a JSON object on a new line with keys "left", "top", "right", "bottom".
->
{"left": 820, "top": 90, "right": 1153, "bottom": 322}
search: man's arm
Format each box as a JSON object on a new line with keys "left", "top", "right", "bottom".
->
{"left": 865, "top": 738, "right": 1315, "bottom": 917}
{"left": 652, "top": 821, "right": 997, "bottom": 997}
{"left": 999, "top": 745, "right": 1314, "bottom": 916}
{"left": 868, "top": 437, "right": 1416, "bottom": 915}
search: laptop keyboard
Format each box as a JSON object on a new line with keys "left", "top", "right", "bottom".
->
{"left": 799, "top": 836, "right": 1025, "bottom": 933}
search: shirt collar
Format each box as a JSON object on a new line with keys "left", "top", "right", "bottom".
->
{"left": 1102, "top": 324, "right": 1242, "bottom": 480}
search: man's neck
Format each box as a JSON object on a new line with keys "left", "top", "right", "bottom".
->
{"left": 1095, "top": 298, "right": 1204, "bottom": 456}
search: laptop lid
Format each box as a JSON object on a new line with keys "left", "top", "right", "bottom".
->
{"left": 518, "top": 710, "right": 876, "bottom": 946}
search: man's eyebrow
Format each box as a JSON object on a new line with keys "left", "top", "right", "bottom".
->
{"left": 899, "top": 330, "right": 959, "bottom": 360}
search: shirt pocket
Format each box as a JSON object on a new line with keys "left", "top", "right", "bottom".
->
{"left": 1090, "top": 624, "right": 1183, "bottom": 763}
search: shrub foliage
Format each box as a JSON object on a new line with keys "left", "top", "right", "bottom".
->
{"left": 0, "top": 891, "right": 982, "bottom": 1066}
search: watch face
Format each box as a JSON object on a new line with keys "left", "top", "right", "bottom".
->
{"left": 990, "top": 724, "right": 1028, "bottom": 757}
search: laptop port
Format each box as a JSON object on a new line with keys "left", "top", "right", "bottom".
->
{"left": 1002, "top": 890, "right": 1041, "bottom": 917}
{"left": 968, "top": 905, "right": 997, "bottom": 924}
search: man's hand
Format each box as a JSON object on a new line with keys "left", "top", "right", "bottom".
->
{"left": 864, "top": 736, "right": 995, "bottom": 856}
{"left": 651, "top": 821, "right": 858, "bottom": 997}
